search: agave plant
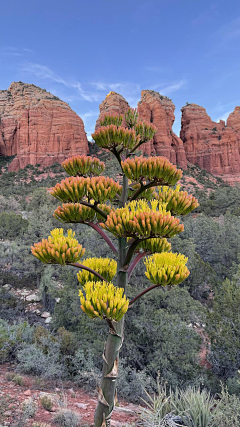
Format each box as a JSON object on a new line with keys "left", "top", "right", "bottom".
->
{"left": 32, "top": 108, "right": 199, "bottom": 427}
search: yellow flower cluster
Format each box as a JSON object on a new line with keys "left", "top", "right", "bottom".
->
{"left": 61, "top": 155, "right": 105, "bottom": 177}
{"left": 79, "top": 281, "right": 129, "bottom": 321}
{"left": 136, "top": 237, "right": 171, "bottom": 254}
{"left": 100, "top": 113, "right": 123, "bottom": 127}
{"left": 77, "top": 257, "right": 117, "bottom": 285}
{"left": 134, "top": 121, "right": 157, "bottom": 143}
{"left": 50, "top": 176, "right": 122, "bottom": 204}
{"left": 31, "top": 228, "right": 85, "bottom": 265}
{"left": 144, "top": 252, "right": 190, "bottom": 286}
{"left": 157, "top": 185, "right": 199, "bottom": 216}
{"left": 92, "top": 125, "right": 140, "bottom": 151}
{"left": 121, "top": 156, "right": 182, "bottom": 185}
{"left": 101, "top": 199, "right": 184, "bottom": 238}
{"left": 53, "top": 203, "right": 112, "bottom": 224}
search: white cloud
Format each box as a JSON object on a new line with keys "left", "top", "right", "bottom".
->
{"left": 91, "top": 81, "right": 140, "bottom": 97}
{"left": 0, "top": 46, "right": 34, "bottom": 57}
{"left": 152, "top": 79, "right": 186, "bottom": 95}
{"left": 214, "top": 110, "right": 232, "bottom": 123}
{"left": 21, "top": 63, "right": 101, "bottom": 102}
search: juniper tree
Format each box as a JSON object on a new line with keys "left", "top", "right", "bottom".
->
{"left": 32, "top": 109, "right": 199, "bottom": 427}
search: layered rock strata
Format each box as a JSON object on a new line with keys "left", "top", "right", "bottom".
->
{"left": 137, "top": 90, "right": 187, "bottom": 168}
{"left": 181, "top": 104, "right": 240, "bottom": 179}
{"left": 0, "top": 82, "right": 88, "bottom": 171}
{"left": 95, "top": 91, "right": 130, "bottom": 130}
{"left": 95, "top": 90, "right": 188, "bottom": 169}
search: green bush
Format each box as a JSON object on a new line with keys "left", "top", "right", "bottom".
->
{"left": 209, "top": 385, "right": 240, "bottom": 427}
{"left": 40, "top": 395, "right": 53, "bottom": 411}
{"left": 53, "top": 409, "right": 81, "bottom": 427}
{"left": 16, "top": 338, "right": 67, "bottom": 379}
{"left": 0, "top": 212, "right": 28, "bottom": 239}
{"left": 12, "top": 374, "right": 24, "bottom": 386}
{"left": 0, "top": 319, "right": 34, "bottom": 362}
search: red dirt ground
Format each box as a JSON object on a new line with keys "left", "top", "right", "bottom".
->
{"left": 0, "top": 364, "right": 140, "bottom": 426}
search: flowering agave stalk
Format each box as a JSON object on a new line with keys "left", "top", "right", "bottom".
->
{"left": 32, "top": 108, "right": 199, "bottom": 427}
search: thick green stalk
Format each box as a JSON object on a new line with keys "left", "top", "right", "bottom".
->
{"left": 94, "top": 176, "right": 129, "bottom": 427}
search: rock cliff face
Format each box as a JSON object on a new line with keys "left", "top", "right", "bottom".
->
{"left": 137, "top": 90, "right": 187, "bottom": 168}
{"left": 180, "top": 104, "right": 240, "bottom": 179}
{"left": 0, "top": 82, "right": 88, "bottom": 171}
{"left": 95, "top": 91, "right": 130, "bottom": 130}
{"left": 95, "top": 90, "right": 188, "bottom": 169}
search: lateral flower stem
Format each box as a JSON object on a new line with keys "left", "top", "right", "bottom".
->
{"left": 87, "top": 222, "right": 118, "bottom": 255}
{"left": 129, "top": 284, "right": 161, "bottom": 307}
{"left": 69, "top": 262, "right": 108, "bottom": 283}
{"left": 80, "top": 200, "right": 108, "bottom": 219}
{"left": 128, "top": 251, "right": 151, "bottom": 278}
{"left": 130, "top": 181, "right": 157, "bottom": 201}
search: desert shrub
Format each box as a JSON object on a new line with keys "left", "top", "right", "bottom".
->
{"left": 40, "top": 395, "right": 53, "bottom": 411}
{"left": 21, "top": 397, "right": 37, "bottom": 417}
{"left": 70, "top": 348, "right": 101, "bottom": 388}
{"left": 16, "top": 338, "right": 67, "bottom": 379}
{"left": 57, "top": 327, "right": 78, "bottom": 356}
{"left": 53, "top": 409, "right": 81, "bottom": 427}
{"left": 0, "top": 319, "right": 34, "bottom": 362}
{"left": 5, "top": 372, "right": 15, "bottom": 381}
{"left": 0, "top": 212, "right": 28, "bottom": 239}
{"left": 117, "top": 361, "right": 156, "bottom": 403}
{"left": 206, "top": 279, "right": 240, "bottom": 380}
{"left": 209, "top": 385, "right": 240, "bottom": 427}
{"left": 12, "top": 374, "right": 24, "bottom": 386}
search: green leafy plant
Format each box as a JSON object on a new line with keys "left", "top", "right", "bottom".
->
{"left": 209, "top": 384, "right": 240, "bottom": 427}
{"left": 40, "top": 395, "right": 53, "bottom": 411}
{"left": 53, "top": 409, "right": 81, "bottom": 427}
{"left": 172, "top": 387, "right": 218, "bottom": 427}
{"left": 12, "top": 374, "right": 24, "bottom": 386}
{"left": 32, "top": 108, "right": 199, "bottom": 426}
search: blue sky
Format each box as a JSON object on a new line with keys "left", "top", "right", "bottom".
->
{"left": 1, "top": 0, "right": 240, "bottom": 138}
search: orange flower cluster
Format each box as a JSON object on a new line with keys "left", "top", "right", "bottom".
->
{"left": 50, "top": 176, "right": 121, "bottom": 204}
{"left": 54, "top": 203, "right": 112, "bottom": 223}
{"left": 100, "top": 113, "right": 123, "bottom": 127}
{"left": 92, "top": 125, "right": 140, "bottom": 151}
{"left": 101, "top": 209, "right": 184, "bottom": 239}
{"left": 134, "top": 121, "right": 157, "bottom": 143}
{"left": 62, "top": 155, "right": 105, "bottom": 177}
{"left": 31, "top": 229, "right": 85, "bottom": 265}
{"left": 121, "top": 156, "right": 182, "bottom": 185}
{"left": 157, "top": 185, "right": 199, "bottom": 216}
{"left": 54, "top": 203, "right": 95, "bottom": 223}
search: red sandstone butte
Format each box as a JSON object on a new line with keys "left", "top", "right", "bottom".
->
{"left": 137, "top": 90, "right": 187, "bottom": 168}
{"left": 180, "top": 103, "right": 240, "bottom": 180}
{"left": 0, "top": 82, "right": 88, "bottom": 171}
{"left": 95, "top": 90, "right": 188, "bottom": 169}
{"left": 95, "top": 91, "right": 130, "bottom": 130}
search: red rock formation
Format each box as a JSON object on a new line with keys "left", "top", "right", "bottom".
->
{"left": 0, "top": 82, "right": 88, "bottom": 171}
{"left": 95, "top": 91, "right": 130, "bottom": 130}
{"left": 227, "top": 106, "right": 240, "bottom": 132}
{"left": 137, "top": 90, "right": 187, "bottom": 168}
{"left": 181, "top": 104, "right": 240, "bottom": 179}
{"left": 95, "top": 90, "right": 188, "bottom": 169}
